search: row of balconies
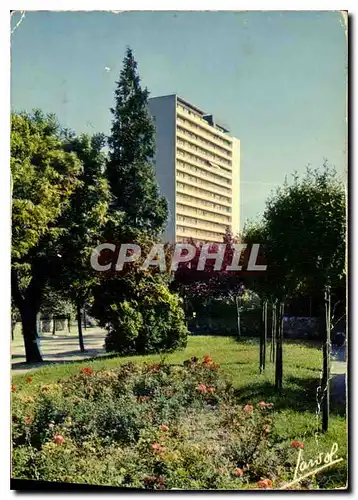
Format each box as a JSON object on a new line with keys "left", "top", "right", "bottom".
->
{"left": 176, "top": 203, "right": 231, "bottom": 225}
{"left": 176, "top": 169, "right": 231, "bottom": 198}
{"left": 176, "top": 148, "right": 232, "bottom": 181}
{"left": 177, "top": 135, "right": 231, "bottom": 170}
{"left": 176, "top": 124, "right": 232, "bottom": 164}
{"left": 176, "top": 192, "right": 232, "bottom": 214}
{"left": 176, "top": 105, "right": 232, "bottom": 150}
{"left": 176, "top": 181, "right": 232, "bottom": 207}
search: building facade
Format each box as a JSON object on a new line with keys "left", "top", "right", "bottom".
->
{"left": 148, "top": 94, "right": 240, "bottom": 243}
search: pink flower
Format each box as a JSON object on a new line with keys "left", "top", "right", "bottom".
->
{"left": 208, "top": 387, "right": 215, "bottom": 393}
{"left": 151, "top": 442, "right": 165, "bottom": 453}
{"left": 291, "top": 440, "right": 304, "bottom": 449}
{"left": 196, "top": 384, "right": 207, "bottom": 393}
{"left": 54, "top": 434, "right": 65, "bottom": 445}
{"left": 235, "top": 468, "right": 244, "bottom": 477}
{"left": 257, "top": 479, "right": 273, "bottom": 489}
{"left": 258, "top": 401, "right": 273, "bottom": 408}
{"left": 24, "top": 417, "right": 32, "bottom": 424}
{"left": 243, "top": 404, "right": 254, "bottom": 413}
{"left": 160, "top": 424, "right": 169, "bottom": 432}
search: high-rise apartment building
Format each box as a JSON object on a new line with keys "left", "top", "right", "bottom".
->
{"left": 148, "top": 94, "right": 240, "bottom": 243}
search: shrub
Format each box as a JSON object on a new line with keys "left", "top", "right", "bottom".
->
{"left": 104, "top": 282, "right": 188, "bottom": 355}
{"left": 105, "top": 301, "right": 143, "bottom": 354}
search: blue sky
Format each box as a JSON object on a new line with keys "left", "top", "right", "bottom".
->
{"left": 11, "top": 10, "right": 347, "bottom": 227}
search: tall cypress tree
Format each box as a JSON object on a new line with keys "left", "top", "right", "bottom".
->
{"left": 106, "top": 47, "right": 168, "bottom": 239}
{"left": 91, "top": 47, "right": 187, "bottom": 356}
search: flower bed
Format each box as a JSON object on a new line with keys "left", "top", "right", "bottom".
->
{"left": 12, "top": 357, "right": 307, "bottom": 489}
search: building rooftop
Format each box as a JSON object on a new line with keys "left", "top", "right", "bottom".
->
{"left": 150, "top": 94, "right": 230, "bottom": 134}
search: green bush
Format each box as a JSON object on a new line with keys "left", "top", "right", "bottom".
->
{"left": 105, "top": 282, "right": 188, "bottom": 355}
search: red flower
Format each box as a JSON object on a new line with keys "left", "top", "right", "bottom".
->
{"left": 196, "top": 384, "right": 207, "bottom": 393}
{"left": 160, "top": 424, "right": 169, "bottom": 432}
{"left": 235, "top": 468, "right": 244, "bottom": 477}
{"left": 137, "top": 395, "right": 150, "bottom": 403}
{"left": 24, "top": 416, "right": 32, "bottom": 425}
{"left": 291, "top": 440, "right": 304, "bottom": 449}
{"left": 144, "top": 475, "right": 166, "bottom": 490}
{"left": 258, "top": 401, "right": 273, "bottom": 408}
{"left": 11, "top": 384, "right": 16, "bottom": 393}
{"left": 243, "top": 404, "right": 254, "bottom": 413}
{"left": 149, "top": 364, "right": 161, "bottom": 372}
{"left": 203, "top": 355, "right": 213, "bottom": 364}
{"left": 257, "top": 479, "right": 273, "bottom": 489}
{"left": 208, "top": 387, "right": 215, "bottom": 393}
{"left": 54, "top": 434, "right": 65, "bottom": 445}
{"left": 80, "top": 367, "right": 93, "bottom": 375}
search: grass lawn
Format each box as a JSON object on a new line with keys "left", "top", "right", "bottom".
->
{"left": 12, "top": 335, "right": 347, "bottom": 489}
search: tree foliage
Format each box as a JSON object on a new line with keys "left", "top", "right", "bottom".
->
{"left": 11, "top": 110, "right": 82, "bottom": 362}
{"left": 90, "top": 47, "right": 187, "bottom": 354}
{"left": 106, "top": 46, "right": 168, "bottom": 239}
{"left": 11, "top": 111, "right": 80, "bottom": 260}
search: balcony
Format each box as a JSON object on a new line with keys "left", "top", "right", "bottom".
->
{"left": 176, "top": 192, "right": 232, "bottom": 214}
{"left": 176, "top": 182, "right": 232, "bottom": 207}
{"left": 176, "top": 170, "right": 231, "bottom": 198}
{"left": 176, "top": 149, "right": 232, "bottom": 182}
{"left": 176, "top": 126, "right": 232, "bottom": 165}
{"left": 176, "top": 106, "right": 232, "bottom": 150}
{"left": 176, "top": 204, "right": 231, "bottom": 226}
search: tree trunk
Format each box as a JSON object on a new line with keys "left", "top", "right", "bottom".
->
{"left": 11, "top": 319, "right": 15, "bottom": 341}
{"left": 12, "top": 265, "right": 46, "bottom": 363}
{"left": 52, "top": 317, "right": 56, "bottom": 335}
{"left": 20, "top": 305, "right": 43, "bottom": 363}
{"left": 263, "top": 301, "right": 267, "bottom": 370}
{"left": 270, "top": 301, "right": 276, "bottom": 363}
{"left": 77, "top": 303, "right": 85, "bottom": 352}
{"left": 83, "top": 309, "right": 87, "bottom": 330}
{"left": 235, "top": 296, "right": 241, "bottom": 339}
{"left": 259, "top": 300, "right": 268, "bottom": 372}
{"left": 259, "top": 300, "right": 265, "bottom": 372}
{"left": 275, "top": 302, "right": 284, "bottom": 390}
{"left": 322, "top": 287, "right": 331, "bottom": 432}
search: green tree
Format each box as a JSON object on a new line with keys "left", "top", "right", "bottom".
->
{"left": 243, "top": 164, "right": 346, "bottom": 429}
{"left": 91, "top": 47, "right": 188, "bottom": 353}
{"left": 106, "top": 46, "right": 167, "bottom": 239}
{"left": 263, "top": 164, "right": 346, "bottom": 429}
{"left": 11, "top": 111, "right": 81, "bottom": 362}
{"left": 49, "top": 133, "right": 110, "bottom": 351}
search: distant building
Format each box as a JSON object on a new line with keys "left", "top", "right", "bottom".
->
{"left": 148, "top": 94, "right": 240, "bottom": 243}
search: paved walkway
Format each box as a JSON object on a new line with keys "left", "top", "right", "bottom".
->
{"left": 12, "top": 327, "right": 107, "bottom": 373}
